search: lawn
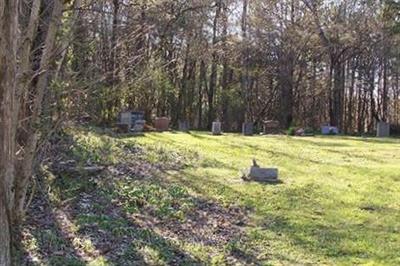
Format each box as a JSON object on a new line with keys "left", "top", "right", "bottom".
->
{"left": 23, "top": 130, "right": 400, "bottom": 265}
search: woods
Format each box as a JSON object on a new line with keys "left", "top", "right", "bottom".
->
{"left": 56, "top": 0, "right": 400, "bottom": 132}
{"left": 0, "top": 0, "right": 400, "bottom": 265}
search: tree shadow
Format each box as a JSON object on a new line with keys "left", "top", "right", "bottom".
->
{"left": 285, "top": 137, "right": 351, "bottom": 147}
{"left": 339, "top": 136, "right": 400, "bottom": 145}
{"left": 21, "top": 176, "right": 88, "bottom": 266}
{"left": 22, "top": 145, "right": 254, "bottom": 265}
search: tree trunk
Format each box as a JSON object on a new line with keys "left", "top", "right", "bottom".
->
{"left": 331, "top": 58, "right": 345, "bottom": 128}
{"left": 0, "top": 0, "right": 19, "bottom": 264}
{"left": 208, "top": 0, "right": 222, "bottom": 128}
{"left": 278, "top": 51, "right": 294, "bottom": 128}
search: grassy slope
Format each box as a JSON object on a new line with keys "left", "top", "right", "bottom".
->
{"left": 23, "top": 130, "right": 400, "bottom": 265}
{"left": 133, "top": 132, "right": 400, "bottom": 265}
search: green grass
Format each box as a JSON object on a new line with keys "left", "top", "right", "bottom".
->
{"left": 25, "top": 129, "right": 400, "bottom": 265}
{"left": 131, "top": 132, "right": 400, "bottom": 265}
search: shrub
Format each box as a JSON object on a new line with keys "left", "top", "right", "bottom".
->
{"left": 287, "top": 127, "right": 296, "bottom": 136}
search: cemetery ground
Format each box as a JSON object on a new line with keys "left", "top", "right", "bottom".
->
{"left": 22, "top": 128, "right": 400, "bottom": 265}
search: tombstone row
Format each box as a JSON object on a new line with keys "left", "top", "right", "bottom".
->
{"left": 117, "top": 112, "right": 392, "bottom": 137}
{"left": 213, "top": 121, "right": 392, "bottom": 137}
{"left": 117, "top": 111, "right": 171, "bottom": 133}
{"left": 212, "top": 121, "right": 281, "bottom": 136}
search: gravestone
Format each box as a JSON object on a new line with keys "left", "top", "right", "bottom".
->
{"left": 263, "top": 120, "right": 280, "bottom": 134}
{"left": 120, "top": 112, "right": 132, "bottom": 127}
{"left": 249, "top": 166, "right": 279, "bottom": 182}
{"left": 242, "top": 159, "right": 279, "bottom": 183}
{"left": 117, "top": 111, "right": 145, "bottom": 133}
{"left": 178, "top": 121, "right": 190, "bottom": 132}
{"left": 321, "top": 125, "right": 339, "bottom": 135}
{"left": 212, "top": 121, "right": 222, "bottom": 135}
{"left": 377, "top": 122, "right": 390, "bottom": 137}
{"left": 154, "top": 117, "right": 170, "bottom": 131}
{"left": 242, "top": 122, "right": 254, "bottom": 136}
{"left": 132, "top": 120, "right": 145, "bottom": 132}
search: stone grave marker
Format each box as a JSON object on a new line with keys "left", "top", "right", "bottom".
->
{"left": 212, "top": 121, "right": 222, "bottom": 135}
{"left": 321, "top": 125, "right": 339, "bottom": 135}
{"left": 242, "top": 122, "right": 254, "bottom": 136}
{"left": 377, "top": 121, "right": 390, "bottom": 137}
{"left": 242, "top": 159, "right": 279, "bottom": 183}
{"left": 117, "top": 111, "right": 145, "bottom": 133}
{"left": 154, "top": 117, "right": 170, "bottom": 131}
{"left": 263, "top": 120, "right": 280, "bottom": 134}
{"left": 178, "top": 121, "right": 190, "bottom": 132}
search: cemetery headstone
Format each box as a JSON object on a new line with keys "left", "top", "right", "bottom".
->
{"left": 242, "top": 159, "right": 279, "bottom": 183}
{"left": 120, "top": 112, "right": 132, "bottom": 127}
{"left": 321, "top": 125, "right": 339, "bottom": 135}
{"left": 242, "top": 122, "right": 254, "bottom": 136}
{"left": 212, "top": 121, "right": 222, "bottom": 135}
{"left": 263, "top": 120, "right": 280, "bottom": 134}
{"left": 178, "top": 121, "right": 190, "bottom": 132}
{"left": 154, "top": 117, "right": 170, "bottom": 131}
{"left": 377, "top": 121, "right": 390, "bottom": 137}
{"left": 132, "top": 120, "right": 145, "bottom": 132}
{"left": 117, "top": 111, "right": 145, "bottom": 133}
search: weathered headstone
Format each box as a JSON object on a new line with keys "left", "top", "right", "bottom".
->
{"left": 242, "top": 122, "right": 254, "bottom": 136}
{"left": 212, "top": 121, "right": 222, "bottom": 135}
{"left": 321, "top": 125, "right": 339, "bottom": 135}
{"left": 117, "top": 111, "right": 145, "bottom": 133}
{"left": 120, "top": 112, "right": 132, "bottom": 127}
{"left": 178, "top": 121, "right": 190, "bottom": 132}
{"left": 263, "top": 120, "right": 280, "bottom": 134}
{"left": 249, "top": 166, "right": 278, "bottom": 182}
{"left": 242, "top": 159, "right": 279, "bottom": 183}
{"left": 132, "top": 120, "right": 145, "bottom": 132}
{"left": 154, "top": 117, "right": 170, "bottom": 131}
{"left": 377, "top": 121, "right": 390, "bottom": 137}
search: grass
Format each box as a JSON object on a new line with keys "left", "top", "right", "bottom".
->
{"left": 24, "top": 129, "right": 400, "bottom": 265}
{"left": 132, "top": 132, "right": 400, "bottom": 265}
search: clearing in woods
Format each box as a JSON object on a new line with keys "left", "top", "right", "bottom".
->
{"left": 23, "top": 129, "right": 400, "bottom": 265}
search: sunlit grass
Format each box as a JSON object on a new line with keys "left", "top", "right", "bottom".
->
{"left": 132, "top": 132, "right": 400, "bottom": 265}
{"left": 25, "top": 129, "right": 400, "bottom": 265}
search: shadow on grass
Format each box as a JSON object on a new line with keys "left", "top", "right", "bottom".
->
{"left": 26, "top": 128, "right": 399, "bottom": 265}
{"left": 23, "top": 159, "right": 253, "bottom": 265}
{"left": 284, "top": 137, "right": 351, "bottom": 147}
{"left": 261, "top": 211, "right": 400, "bottom": 261}
{"left": 340, "top": 136, "right": 400, "bottom": 145}
{"left": 22, "top": 177, "right": 88, "bottom": 266}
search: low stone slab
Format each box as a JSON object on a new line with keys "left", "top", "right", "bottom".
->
{"left": 321, "top": 126, "right": 339, "bottom": 135}
{"left": 249, "top": 166, "right": 278, "bottom": 182}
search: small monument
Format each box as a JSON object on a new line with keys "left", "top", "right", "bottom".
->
{"left": 321, "top": 125, "right": 339, "bottom": 135}
{"left": 117, "top": 111, "right": 145, "bottom": 133}
{"left": 212, "top": 121, "right": 222, "bottom": 135}
{"left": 377, "top": 121, "right": 390, "bottom": 137}
{"left": 242, "top": 159, "right": 279, "bottom": 183}
{"left": 263, "top": 120, "right": 280, "bottom": 134}
{"left": 242, "top": 122, "right": 254, "bottom": 136}
{"left": 154, "top": 117, "right": 170, "bottom": 132}
{"left": 178, "top": 121, "right": 190, "bottom": 132}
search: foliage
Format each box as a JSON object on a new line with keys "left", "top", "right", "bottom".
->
{"left": 57, "top": 0, "right": 400, "bottom": 132}
{"left": 287, "top": 127, "right": 296, "bottom": 136}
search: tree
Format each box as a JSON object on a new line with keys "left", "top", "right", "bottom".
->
{"left": 0, "top": 0, "right": 65, "bottom": 263}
